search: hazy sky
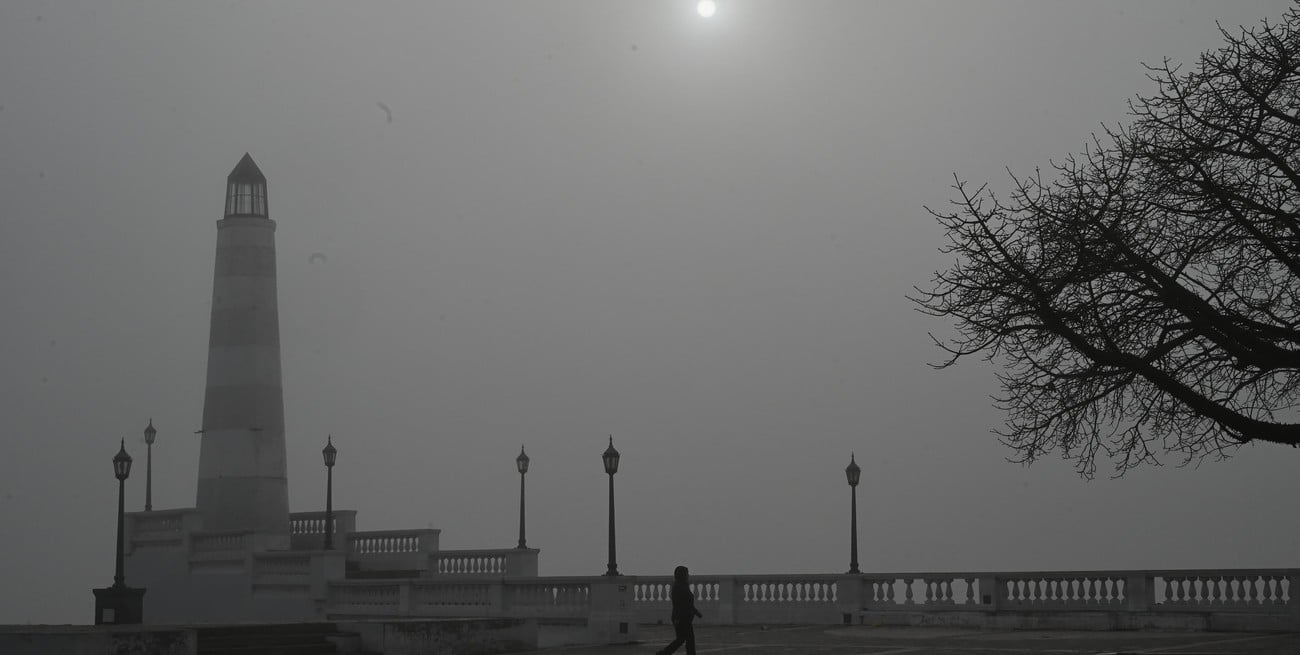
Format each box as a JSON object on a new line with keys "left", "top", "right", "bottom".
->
{"left": 1, "top": 1, "right": 1296, "bottom": 624}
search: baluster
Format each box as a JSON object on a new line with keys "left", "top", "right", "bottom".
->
{"left": 902, "top": 578, "right": 914, "bottom": 605}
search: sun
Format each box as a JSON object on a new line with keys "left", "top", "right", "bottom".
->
{"left": 697, "top": 0, "right": 717, "bottom": 18}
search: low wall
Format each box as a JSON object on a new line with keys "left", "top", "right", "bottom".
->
{"left": 857, "top": 609, "right": 1300, "bottom": 632}
{"left": 339, "top": 618, "right": 534, "bottom": 655}
{"left": 324, "top": 568, "right": 1298, "bottom": 634}
{"left": 0, "top": 625, "right": 196, "bottom": 655}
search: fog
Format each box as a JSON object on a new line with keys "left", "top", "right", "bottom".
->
{"left": 1, "top": 1, "right": 1296, "bottom": 624}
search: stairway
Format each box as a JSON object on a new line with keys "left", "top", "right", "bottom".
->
{"left": 197, "top": 623, "right": 362, "bottom": 655}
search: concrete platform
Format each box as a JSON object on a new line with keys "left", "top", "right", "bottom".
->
{"left": 535, "top": 624, "right": 1300, "bottom": 654}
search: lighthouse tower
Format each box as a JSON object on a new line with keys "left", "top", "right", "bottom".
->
{"left": 195, "top": 153, "right": 290, "bottom": 546}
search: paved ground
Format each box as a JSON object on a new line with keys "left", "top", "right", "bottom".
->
{"left": 537, "top": 624, "right": 1300, "bottom": 655}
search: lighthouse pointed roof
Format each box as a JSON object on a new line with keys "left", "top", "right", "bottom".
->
{"left": 224, "top": 153, "right": 269, "bottom": 217}
{"left": 227, "top": 153, "right": 266, "bottom": 184}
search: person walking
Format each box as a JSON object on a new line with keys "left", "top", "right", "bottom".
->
{"left": 657, "top": 565, "right": 703, "bottom": 655}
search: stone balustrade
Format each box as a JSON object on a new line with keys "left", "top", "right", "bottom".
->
{"left": 327, "top": 577, "right": 595, "bottom": 619}
{"left": 189, "top": 530, "right": 250, "bottom": 554}
{"left": 288, "top": 510, "right": 357, "bottom": 551}
{"left": 253, "top": 553, "right": 312, "bottom": 577}
{"left": 348, "top": 529, "right": 439, "bottom": 555}
{"left": 433, "top": 548, "right": 540, "bottom": 577}
{"left": 321, "top": 568, "right": 1297, "bottom": 632}
{"left": 505, "top": 578, "right": 592, "bottom": 618}
{"left": 1151, "top": 570, "right": 1292, "bottom": 610}
{"left": 124, "top": 508, "right": 204, "bottom": 553}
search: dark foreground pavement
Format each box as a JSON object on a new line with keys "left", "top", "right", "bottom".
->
{"left": 537, "top": 624, "right": 1300, "bottom": 655}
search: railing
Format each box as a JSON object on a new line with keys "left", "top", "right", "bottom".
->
{"left": 996, "top": 572, "right": 1127, "bottom": 609}
{"left": 326, "top": 577, "right": 593, "bottom": 619}
{"left": 329, "top": 581, "right": 402, "bottom": 615}
{"left": 322, "top": 569, "right": 1297, "bottom": 629}
{"left": 412, "top": 581, "right": 495, "bottom": 615}
{"left": 434, "top": 549, "right": 523, "bottom": 576}
{"left": 1152, "top": 570, "right": 1292, "bottom": 611}
{"left": 190, "top": 530, "right": 250, "bottom": 554}
{"left": 126, "top": 507, "right": 203, "bottom": 551}
{"left": 348, "top": 529, "right": 438, "bottom": 555}
{"left": 254, "top": 553, "right": 312, "bottom": 577}
{"left": 289, "top": 510, "right": 356, "bottom": 551}
{"left": 506, "top": 578, "right": 592, "bottom": 618}
{"left": 632, "top": 574, "right": 842, "bottom": 624}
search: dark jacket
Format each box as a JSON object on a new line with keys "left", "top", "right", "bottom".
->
{"left": 671, "top": 581, "right": 699, "bottom": 622}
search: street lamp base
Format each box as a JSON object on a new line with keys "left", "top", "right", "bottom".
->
{"left": 93, "top": 585, "right": 146, "bottom": 625}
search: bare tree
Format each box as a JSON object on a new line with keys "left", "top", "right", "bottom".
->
{"left": 913, "top": 7, "right": 1300, "bottom": 477}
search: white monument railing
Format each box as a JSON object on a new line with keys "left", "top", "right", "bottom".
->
{"left": 505, "top": 578, "right": 592, "bottom": 618}
{"left": 1151, "top": 570, "right": 1292, "bottom": 610}
{"left": 348, "top": 529, "right": 440, "bottom": 555}
{"left": 322, "top": 569, "right": 1297, "bottom": 627}
{"left": 288, "top": 510, "right": 358, "bottom": 550}
{"left": 327, "top": 577, "right": 594, "bottom": 619}
{"left": 189, "top": 530, "right": 251, "bottom": 555}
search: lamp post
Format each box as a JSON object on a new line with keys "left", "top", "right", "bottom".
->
{"left": 602, "top": 436, "right": 621, "bottom": 576}
{"left": 93, "top": 439, "right": 145, "bottom": 624}
{"left": 516, "top": 446, "right": 529, "bottom": 549}
{"left": 322, "top": 436, "right": 337, "bottom": 550}
{"left": 113, "top": 440, "right": 133, "bottom": 586}
{"left": 845, "top": 453, "right": 861, "bottom": 574}
{"left": 143, "top": 419, "right": 156, "bottom": 511}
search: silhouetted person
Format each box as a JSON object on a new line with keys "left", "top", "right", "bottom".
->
{"left": 657, "top": 565, "right": 702, "bottom": 655}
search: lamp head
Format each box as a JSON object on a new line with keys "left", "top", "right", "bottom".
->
{"left": 845, "top": 452, "right": 861, "bottom": 487}
{"left": 113, "top": 439, "right": 133, "bottom": 480}
{"left": 602, "top": 435, "right": 620, "bottom": 475}
{"left": 322, "top": 436, "right": 338, "bottom": 468}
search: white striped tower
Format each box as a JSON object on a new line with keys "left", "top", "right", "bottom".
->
{"left": 195, "top": 153, "right": 290, "bottom": 545}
